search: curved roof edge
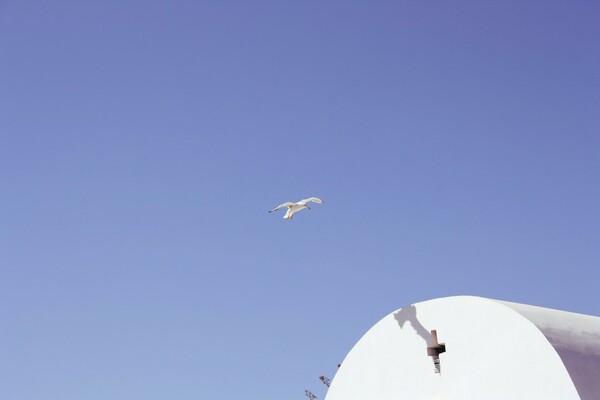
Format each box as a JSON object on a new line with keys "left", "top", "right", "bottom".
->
{"left": 489, "top": 298, "right": 600, "bottom": 400}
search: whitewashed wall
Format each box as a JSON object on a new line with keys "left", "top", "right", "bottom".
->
{"left": 326, "top": 296, "right": 600, "bottom": 400}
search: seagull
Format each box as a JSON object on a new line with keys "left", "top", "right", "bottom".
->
{"left": 268, "top": 197, "right": 325, "bottom": 219}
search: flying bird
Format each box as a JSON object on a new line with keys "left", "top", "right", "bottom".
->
{"left": 268, "top": 197, "right": 325, "bottom": 219}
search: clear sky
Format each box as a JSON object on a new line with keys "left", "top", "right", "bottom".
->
{"left": 1, "top": 1, "right": 599, "bottom": 399}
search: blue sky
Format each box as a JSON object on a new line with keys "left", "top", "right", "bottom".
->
{"left": 1, "top": 1, "right": 599, "bottom": 399}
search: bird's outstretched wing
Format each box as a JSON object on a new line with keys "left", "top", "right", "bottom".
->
{"left": 300, "top": 197, "right": 325, "bottom": 204}
{"left": 269, "top": 202, "right": 294, "bottom": 213}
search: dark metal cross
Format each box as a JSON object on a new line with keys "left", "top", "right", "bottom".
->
{"left": 426, "top": 330, "right": 446, "bottom": 374}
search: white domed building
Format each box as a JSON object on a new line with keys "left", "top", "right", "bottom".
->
{"left": 326, "top": 296, "right": 600, "bottom": 400}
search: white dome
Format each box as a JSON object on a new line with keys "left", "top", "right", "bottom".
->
{"left": 326, "top": 296, "right": 600, "bottom": 400}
